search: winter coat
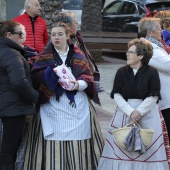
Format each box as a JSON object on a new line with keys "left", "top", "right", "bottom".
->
{"left": 149, "top": 42, "right": 170, "bottom": 110}
{"left": 0, "top": 36, "right": 39, "bottom": 117}
{"left": 13, "top": 12, "right": 48, "bottom": 53}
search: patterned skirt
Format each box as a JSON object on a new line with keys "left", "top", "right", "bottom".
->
{"left": 23, "top": 100, "right": 104, "bottom": 170}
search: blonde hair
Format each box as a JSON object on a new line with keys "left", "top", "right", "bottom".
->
{"left": 154, "top": 10, "right": 170, "bottom": 30}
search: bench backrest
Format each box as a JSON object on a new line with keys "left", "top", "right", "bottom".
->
{"left": 80, "top": 31, "right": 138, "bottom": 52}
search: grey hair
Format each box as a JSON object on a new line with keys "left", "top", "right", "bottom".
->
{"left": 24, "top": 0, "right": 32, "bottom": 10}
{"left": 54, "top": 12, "right": 73, "bottom": 27}
{"left": 138, "top": 17, "right": 160, "bottom": 37}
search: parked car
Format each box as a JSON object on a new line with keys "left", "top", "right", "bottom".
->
{"left": 102, "top": 0, "right": 170, "bottom": 32}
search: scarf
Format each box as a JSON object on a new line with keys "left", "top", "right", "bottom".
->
{"left": 24, "top": 45, "right": 39, "bottom": 57}
{"left": 31, "top": 42, "right": 94, "bottom": 106}
{"left": 70, "top": 32, "right": 104, "bottom": 105}
{"left": 43, "top": 65, "right": 77, "bottom": 107}
{"left": 145, "top": 36, "right": 164, "bottom": 49}
{"left": 124, "top": 125, "right": 146, "bottom": 154}
{"left": 24, "top": 45, "right": 39, "bottom": 68}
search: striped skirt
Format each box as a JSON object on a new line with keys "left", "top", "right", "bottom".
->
{"left": 159, "top": 110, "right": 170, "bottom": 168}
{"left": 23, "top": 101, "right": 104, "bottom": 170}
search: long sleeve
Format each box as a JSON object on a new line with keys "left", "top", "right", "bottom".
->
{"left": 4, "top": 50, "right": 38, "bottom": 103}
{"left": 78, "top": 80, "right": 88, "bottom": 91}
{"left": 136, "top": 96, "right": 158, "bottom": 116}
{"left": 114, "top": 93, "right": 135, "bottom": 117}
{"left": 114, "top": 94, "right": 158, "bottom": 117}
{"left": 149, "top": 43, "right": 170, "bottom": 73}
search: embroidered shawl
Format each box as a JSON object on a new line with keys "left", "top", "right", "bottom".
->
{"left": 31, "top": 42, "right": 94, "bottom": 104}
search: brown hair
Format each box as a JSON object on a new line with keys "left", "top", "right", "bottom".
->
{"left": 128, "top": 38, "right": 153, "bottom": 64}
{"left": 51, "top": 22, "right": 70, "bottom": 35}
{"left": 0, "top": 20, "right": 20, "bottom": 37}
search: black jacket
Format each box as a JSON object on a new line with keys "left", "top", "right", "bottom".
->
{"left": 0, "top": 36, "right": 39, "bottom": 117}
{"left": 111, "top": 65, "right": 161, "bottom": 101}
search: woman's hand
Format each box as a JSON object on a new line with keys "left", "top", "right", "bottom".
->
{"left": 70, "top": 80, "right": 79, "bottom": 91}
{"left": 130, "top": 110, "right": 141, "bottom": 124}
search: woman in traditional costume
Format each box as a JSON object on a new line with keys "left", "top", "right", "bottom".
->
{"left": 98, "top": 38, "right": 169, "bottom": 170}
{"left": 23, "top": 22, "right": 103, "bottom": 170}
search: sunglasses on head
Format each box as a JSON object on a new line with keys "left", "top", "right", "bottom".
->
{"left": 11, "top": 31, "right": 24, "bottom": 38}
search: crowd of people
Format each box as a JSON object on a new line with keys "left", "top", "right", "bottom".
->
{"left": 0, "top": 0, "right": 170, "bottom": 170}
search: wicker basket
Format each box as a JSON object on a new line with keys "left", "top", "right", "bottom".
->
{"left": 112, "top": 123, "right": 154, "bottom": 149}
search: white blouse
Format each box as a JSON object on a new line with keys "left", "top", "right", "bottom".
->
{"left": 40, "top": 46, "right": 91, "bottom": 140}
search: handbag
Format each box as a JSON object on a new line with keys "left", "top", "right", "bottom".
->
{"left": 112, "top": 123, "right": 154, "bottom": 149}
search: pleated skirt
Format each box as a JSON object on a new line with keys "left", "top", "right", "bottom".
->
{"left": 23, "top": 100, "right": 104, "bottom": 170}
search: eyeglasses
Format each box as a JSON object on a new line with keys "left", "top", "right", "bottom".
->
{"left": 11, "top": 31, "right": 24, "bottom": 38}
{"left": 126, "top": 51, "right": 137, "bottom": 55}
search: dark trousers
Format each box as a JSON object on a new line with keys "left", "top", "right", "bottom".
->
{"left": 162, "top": 108, "right": 170, "bottom": 144}
{"left": 0, "top": 116, "right": 25, "bottom": 170}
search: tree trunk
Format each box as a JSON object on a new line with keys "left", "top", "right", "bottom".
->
{"left": 81, "top": 0, "right": 103, "bottom": 62}
{"left": 39, "top": 0, "right": 62, "bottom": 35}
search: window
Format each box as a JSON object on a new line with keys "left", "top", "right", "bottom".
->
{"left": 62, "top": 0, "right": 82, "bottom": 10}
{"left": 120, "top": 2, "right": 137, "bottom": 15}
{"left": 103, "top": 1, "right": 122, "bottom": 16}
{"left": 146, "top": 2, "right": 170, "bottom": 12}
{"left": 137, "top": 5, "right": 145, "bottom": 16}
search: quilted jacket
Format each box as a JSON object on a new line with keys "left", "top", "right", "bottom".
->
{"left": 0, "top": 36, "right": 39, "bottom": 117}
{"left": 13, "top": 12, "right": 48, "bottom": 53}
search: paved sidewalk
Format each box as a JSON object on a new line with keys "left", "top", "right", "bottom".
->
{"left": 94, "top": 56, "right": 126, "bottom": 139}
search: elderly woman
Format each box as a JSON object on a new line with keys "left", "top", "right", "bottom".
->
{"left": 0, "top": 20, "right": 38, "bottom": 170}
{"left": 138, "top": 17, "right": 170, "bottom": 145}
{"left": 98, "top": 38, "right": 169, "bottom": 170}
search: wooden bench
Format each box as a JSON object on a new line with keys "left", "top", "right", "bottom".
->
{"left": 80, "top": 32, "right": 138, "bottom": 53}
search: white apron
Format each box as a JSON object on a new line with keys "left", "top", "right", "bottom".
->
{"left": 98, "top": 99, "right": 169, "bottom": 170}
{"left": 40, "top": 91, "right": 91, "bottom": 141}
